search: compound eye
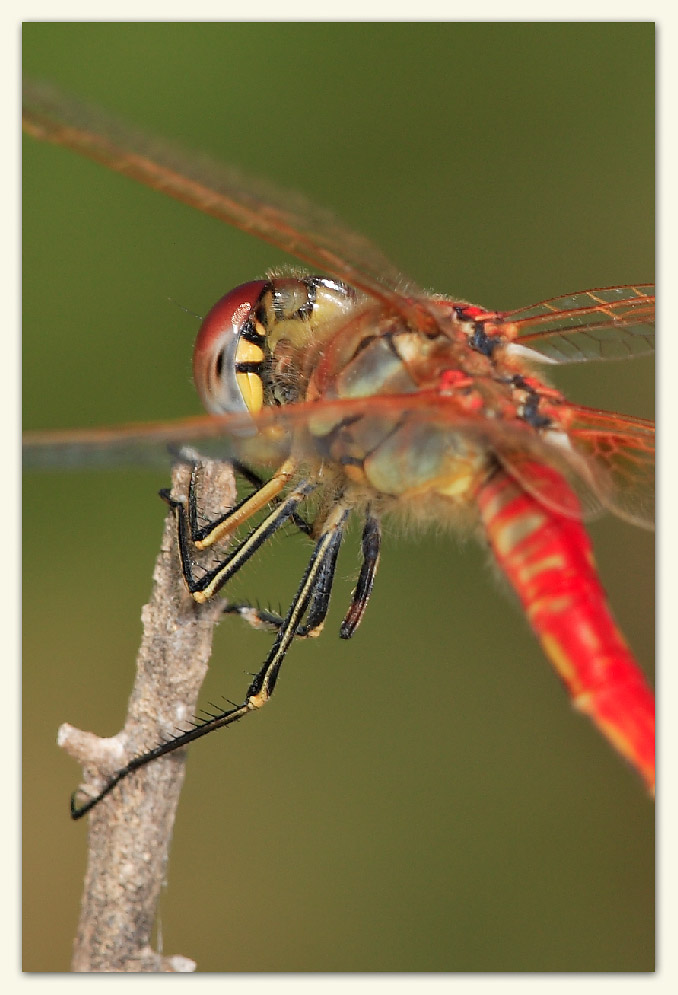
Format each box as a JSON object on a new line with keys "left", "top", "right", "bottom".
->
{"left": 192, "top": 281, "right": 268, "bottom": 416}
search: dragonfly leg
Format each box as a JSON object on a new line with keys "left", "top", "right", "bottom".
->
{"left": 225, "top": 507, "right": 381, "bottom": 640}
{"left": 70, "top": 499, "right": 350, "bottom": 820}
{"left": 160, "top": 473, "right": 315, "bottom": 603}
{"left": 223, "top": 601, "right": 335, "bottom": 638}
{"left": 223, "top": 506, "right": 345, "bottom": 638}
{"left": 244, "top": 499, "right": 350, "bottom": 704}
{"left": 185, "top": 456, "right": 298, "bottom": 548}
{"left": 340, "top": 510, "right": 381, "bottom": 639}
{"left": 230, "top": 459, "right": 312, "bottom": 536}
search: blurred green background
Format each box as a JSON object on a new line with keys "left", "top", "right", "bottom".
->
{"left": 23, "top": 23, "right": 654, "bottom": 973}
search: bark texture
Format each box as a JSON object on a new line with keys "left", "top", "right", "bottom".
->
{"left": 58, "top": 460, "right": 236, "bottom": 971}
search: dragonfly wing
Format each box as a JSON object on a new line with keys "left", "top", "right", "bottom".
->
{"left": 560, "top": 406, "right": 654, "bottom": 528}
{"left": 23, "top": 391, "right": 655, "bottom": 530}
{"left": 500, "top": 285, "right": 655, "bottom": 364}
{"left": 22, "top": 411, "right": 294, "bottom": 471}
{"left": 23, "top": 79, "right": 423, "bottom": 313}
{"left": 497, "top": 404, "right": 654, "bottom": 529}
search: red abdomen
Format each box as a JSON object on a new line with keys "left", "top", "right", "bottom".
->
{"left": 477, "top": 463, "right": 655, "bottom": 792}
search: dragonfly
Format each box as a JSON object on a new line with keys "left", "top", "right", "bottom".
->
{"left": 23, "top": 81, "right": 655, "bottom": 816}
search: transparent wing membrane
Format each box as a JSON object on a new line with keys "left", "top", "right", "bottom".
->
{"left": 23, "top": 391, "right": 655, "bottom": 529}
{"left": 23, "top": 79, "right": 420, "bottom": 311}
{"left": 505, "top": 285, "right": 654, "bottom": 363}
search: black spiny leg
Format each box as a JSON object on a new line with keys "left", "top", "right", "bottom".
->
{"left": 240, "top": 500, "right": 350, "bottom": 706}
{"left": 178, "top": 456, "right": 298, "bottom": 551}
{"left": 70, "top": 500, "right": 351, "bottom": 820}
{"left": 160, "top": 475, "right": 315, "bottom": 603}
{"left": 223, "top": 508, "right": 344, "bottom": 638}
{"left": 226, "top": 508, "right": 382, "bottom": 641}
{"left": 340, "top": 510, "right": 381, "bottom": 638}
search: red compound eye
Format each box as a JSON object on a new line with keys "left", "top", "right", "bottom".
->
{"left": 193, "top": 281, "right": 268, "bottom": 415}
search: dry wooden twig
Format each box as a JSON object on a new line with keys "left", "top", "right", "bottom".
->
{"left": 58, "top": 459, "right": 236, "bottom": 972}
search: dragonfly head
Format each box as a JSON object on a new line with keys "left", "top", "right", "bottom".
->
{"left": 193, "top": 276, "right": 357, "bottom": 423}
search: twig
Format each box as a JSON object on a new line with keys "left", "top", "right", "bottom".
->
{"left": 58, "top": 459, "right": 236, "bottom": 972}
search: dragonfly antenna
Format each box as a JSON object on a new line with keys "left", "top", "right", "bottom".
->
{"left": 167, "top": 297, "right": 203, "bottom": 320}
